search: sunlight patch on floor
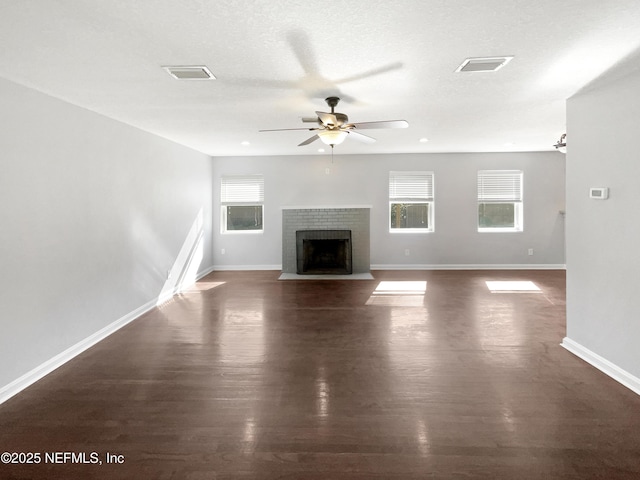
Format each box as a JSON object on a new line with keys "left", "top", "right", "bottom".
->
{"left": 183, "top": 281, "right": 226, "bottom": 292}
{"left": 485, "top": 280, "right": 541, "bottom": 293}
{"left": 366, "top": 280, "right": 427, "bottom": 306}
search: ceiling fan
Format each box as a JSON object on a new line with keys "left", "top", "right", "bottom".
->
{"left": 259, "top": 97, "right": 409, "bottom": 148}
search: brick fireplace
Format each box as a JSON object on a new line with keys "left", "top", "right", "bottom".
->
{"left": 282, "top": 207, "right": 370, "bottom": 274}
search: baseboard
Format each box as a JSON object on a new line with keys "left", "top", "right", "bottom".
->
{"left": 561, "top": 337, "right": 640, "bottom": 396}
{"left": 211, "top": 264, "right": 282, "bottom": 271}
{"left": 208, "top": 264, "right": 566, "bottom": 272}
{"left": 194, "top": 264, "right": 216, "bottom": 279}
{"left": 156, "top": 264, "right": 217, "bottom": 305}
{"left": 371, "top": 264, "right": 567, "bottom": 270}
{"left": 0, "top": 265, "right": 216, "bottom": 406}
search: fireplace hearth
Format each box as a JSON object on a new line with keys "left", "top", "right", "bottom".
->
{"left": 296, "top": 230, "right": 352, "bottom": 275}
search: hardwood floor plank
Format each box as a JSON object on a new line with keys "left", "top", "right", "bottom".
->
{"left": 1, "top": 270, "right": 639, "bottom": 479}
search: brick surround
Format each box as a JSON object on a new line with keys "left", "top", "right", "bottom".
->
{"left": 282, "top": 207, "right": 370, "bottom": 274}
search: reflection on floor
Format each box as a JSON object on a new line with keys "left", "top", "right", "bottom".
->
{"left": 366, "top": 280, "right": 428, "bottom": 306}
{"left": 1, "top": 269, "right": 639, "bottom": 479}
{"left": 486, "top": 280, "right": 542, "bottom": 293}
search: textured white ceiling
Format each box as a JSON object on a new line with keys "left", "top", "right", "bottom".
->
{"left": 1, "top": 0, "right": 640, "bottom": 156}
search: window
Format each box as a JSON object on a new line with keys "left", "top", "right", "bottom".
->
{"left": 389, "top": 171, "right": 434, "bottom": 232}
{"left": 477, "top": 170, "right": 523, "bottom": 232}
{"left": 221, "top": 175, "right": 264, "bottom": 233}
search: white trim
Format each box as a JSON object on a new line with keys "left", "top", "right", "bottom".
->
{"left": 0, "top": 265, "right": 215, "bottom": 406}
{"left": 389, "top": 229, "right": 434, "bottom": 234}
{"left": 561, "top": 337, "right": 640, "bottom": 396}
{"left": 211, "top": 264, "right": 282, "bottom": 271}
{"left": 211, "top": 264, "right": 567, "bottom": 272}
{"left": 371, "top": 264, "right": 566, "bottom": 270}
{"left": 157, "top": 264, "right": 216, "bottom": 304}
{"left": 221, "top": 229, "right": 264, "bottom": 235}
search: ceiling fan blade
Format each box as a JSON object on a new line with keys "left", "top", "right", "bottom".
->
{"left": 298, "top": 135, "right": 319, "bottom": 146}
{"left": 287, "top": 30, "right": 319, "bottom": 76}
{"left": 301, "top": 117, "right": 319, "bottom": 123}
{"left": 316, "top": 111, "right": 339, "bottom": 127}
{"left": 348, "top": 131, "right": 376, "bottom": 144}
{"left": 348, "top": 120, "right": 409, "bottom": 130}
{"left": 259, "top": 127, "right": 318, "bottom": 132}
{"left": 334, "top": 62, "right": 404, "bottom": 84}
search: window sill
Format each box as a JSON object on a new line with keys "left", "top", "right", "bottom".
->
{"left": 477, "top": 228, "right": 522, "bottom": 233}
{"left": 221, "top": 230, "right": 264, "bottom": 235}
{"left": 389, "top": 229, "right": 434, "bottom": 234}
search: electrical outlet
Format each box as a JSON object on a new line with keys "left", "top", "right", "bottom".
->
{"left": 405, "top": 249, "right": 410, "bottom": 256}
{"left": 221, "top": 248, "right": 226, "bottom": 255}
{"left": 528, "top": 248, "right": 534, "bottom": 256}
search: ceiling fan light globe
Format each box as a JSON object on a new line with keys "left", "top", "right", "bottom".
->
{"left": 318, "top": 129, "right": 348, "bottom": 145}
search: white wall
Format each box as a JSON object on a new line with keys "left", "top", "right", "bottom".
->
{"left": 565, "top": 66, "right": 640, "bottom": 388}
{"left": 212, "top": 151, "right": 565, "bottom": 269}
{"left": 0, "top": 77, "right": 214, "bottom": 395}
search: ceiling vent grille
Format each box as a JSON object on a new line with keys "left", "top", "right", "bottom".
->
{"left": 163, "top": 65, "right": 216, "bottom": 80}
{"left": 455, "top": 56, "right": 513, "bottom": 73}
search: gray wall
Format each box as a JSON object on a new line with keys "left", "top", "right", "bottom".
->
{"left": 565, "top": 66, "right": 640, "bottom": 380}
{"left": 0, "top": 74, "right": 569, "bottom": 397}
{"left": 0, "top": 77, "right": 214, "bottom": 391}
{"left": 212, "top": 152, "right": 565, "bottom": 269}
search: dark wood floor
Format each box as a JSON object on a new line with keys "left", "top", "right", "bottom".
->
{"left": 1, "top": 270, "right": 639, "bottom": 479}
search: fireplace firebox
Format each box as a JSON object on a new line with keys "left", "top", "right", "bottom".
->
{"left": 296, "top": 230, "right": 352, "bottom": 275}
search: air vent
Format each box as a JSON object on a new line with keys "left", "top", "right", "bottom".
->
{"left": 163, "top": 65, "right": 216, "bottom": 80}
{"left": 455, "top": 56, "right": 513, "bottom": 73}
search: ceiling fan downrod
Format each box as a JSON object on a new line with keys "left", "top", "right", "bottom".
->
{"left": 325, "top": 96, "right": 340, "bottom": 114}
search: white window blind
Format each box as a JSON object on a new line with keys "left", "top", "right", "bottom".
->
{"left": 221, "top": 175, "right": 264, "bottom": 204}
{"left": 389, "top": 171, "right": 434, "bottom": 200}
{"left": 477, "top": 170, "right": 522, "bottom": 202}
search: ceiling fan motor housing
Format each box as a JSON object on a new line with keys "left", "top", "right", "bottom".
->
{"left": 329, "top": 113, "right": 348, "bottom": 127}
{"left": 325, "top": 96, "right": 340, "bottom": 110}
{"left": 322, "top": 97, "right": 347, "bottom": 126}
